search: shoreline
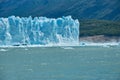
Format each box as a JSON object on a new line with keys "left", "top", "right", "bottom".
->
{"left": 80, "top": 35, "right": 120, "bottom": 43}
{"left": 0, "top": 35, "right": 120, "bottom": 48}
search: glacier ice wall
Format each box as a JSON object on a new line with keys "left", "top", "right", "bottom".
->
{"left": 0, "top": 16, "right": 79, "bottom": 46}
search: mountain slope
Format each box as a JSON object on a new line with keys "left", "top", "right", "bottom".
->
{"left": 80, "top": 20, "right": 120, "bottom": 37}
{"left": 0, "top": 0, "right": 120, "bottom": 21}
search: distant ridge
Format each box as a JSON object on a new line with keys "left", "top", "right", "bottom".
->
{"left": 0, "top": 0, "right": 120, "bottom": 21}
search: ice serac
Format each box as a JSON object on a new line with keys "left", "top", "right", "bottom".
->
{"left": 0, "top": 16, "right": 79, "bottom": 46}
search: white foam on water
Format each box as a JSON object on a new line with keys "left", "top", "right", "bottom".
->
{"left": 79, "top": 42, "right": 119, "bottom": 47}
{"left": 0, "top": 49, "right": 7, "bottom": 52}
{"left": 24, "top": 48, "right": 28, "bottom": 50}
{"left": 0, "top": 42, "right": 119, "bottom": 48}
{"left": 26, "top": 68, "right": 33, "bottom": 72}
{"left": 0, "top": 42, "right": 79, "bottom": 48}
{"left": 61, "top": 47, "right": 74, "bottom": 50}
{"left": 40, "top": 63, "right": 48, "bottom": 66}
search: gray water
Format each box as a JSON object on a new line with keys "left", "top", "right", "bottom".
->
{"left": 0, "top": 46, "right": 120, "bottom": 80}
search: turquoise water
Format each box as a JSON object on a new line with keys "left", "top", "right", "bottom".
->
{"left": 0, "top": 46, "right": 120, "bottom": 80}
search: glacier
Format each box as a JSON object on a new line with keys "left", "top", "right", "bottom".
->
{"left": 0, "top": 16, "right": 79, "bottom": 46}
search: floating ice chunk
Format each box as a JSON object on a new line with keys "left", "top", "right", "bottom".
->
{"left": 61, "top": 47, "right": 74, "bottom": 49}
{"left": 40, "top": 63, "right": 48, "bottom": 66}
{"left": 0, "top": 49, "right": 7, "bottom": 52}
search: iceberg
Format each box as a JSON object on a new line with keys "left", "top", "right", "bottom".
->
{"left": 0, "top": 16, "right": 79, "bottom": 46}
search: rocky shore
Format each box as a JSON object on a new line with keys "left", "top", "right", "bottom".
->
{"left": 80, "top": 35, "right": 120, "bottom": 43}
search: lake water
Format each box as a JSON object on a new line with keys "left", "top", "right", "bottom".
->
{"left": 0, "top": 46, "right": 120, "bottom": 80}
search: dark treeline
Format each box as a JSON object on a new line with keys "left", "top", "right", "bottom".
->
{"left": 79, "top": 20, "right": 120, "bottom": 37}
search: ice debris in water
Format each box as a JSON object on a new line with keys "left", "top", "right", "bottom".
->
{"left": 0, "top": 49, "right": 7, "bottom": 52}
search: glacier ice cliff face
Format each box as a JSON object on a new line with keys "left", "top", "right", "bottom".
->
{"left": 0, "top": 16, "right": 79, "bottom": 46}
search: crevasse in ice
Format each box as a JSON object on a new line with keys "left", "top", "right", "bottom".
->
{"left": 0, "top": 16, "right": 79, "bottom": 46}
